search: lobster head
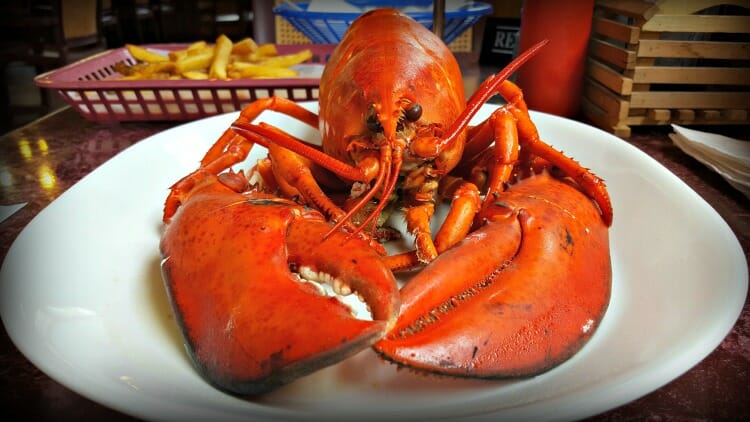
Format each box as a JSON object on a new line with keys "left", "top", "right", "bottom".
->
{"left": 160, "top": 174, "right": 400, "bottom": 395}
{"left": 318, "top": 8, "right": 467, "bottom": 199}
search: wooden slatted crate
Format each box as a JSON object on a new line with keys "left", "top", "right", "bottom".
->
{"left": 582, "top": 0, "right": 750, "bottom": 138}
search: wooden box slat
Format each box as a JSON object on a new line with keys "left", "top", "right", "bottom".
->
{"left": 592, "top": 16, "right": 640, "bottom": 43}
{"left": 595, "top": 0, "right": 658, "bottom": 20}
{"left": 587, "top": 59, "right": 633, "bottom": 94}
{"left": 584, "top": 78, "right": 630, "bottom": 120}
{"left": 642, "top": 14, "right": 750, "bottom": 32}
{"left": 589, "top": 38, "right": 637, "bottom": 69}
{"left": 633, "top": 66, "right": 750, "bottom": 84}
{"left": 629, "top": 91, "right": 750, "bottom": 109}
{"left": 636, "top": 39, "right": 750, "bottom": 59}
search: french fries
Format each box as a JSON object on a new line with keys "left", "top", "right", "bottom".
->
{"left": 117, "top": 35, "right": 313, "bottom": 80}
{"left": 208, "top": 34, "right": 233, "bottom": 79}
{"left": 173, "top": 50, "right": 214, "bottom": 75}
{"left": 125, "top": 44, "right": 169, "bottom": 63}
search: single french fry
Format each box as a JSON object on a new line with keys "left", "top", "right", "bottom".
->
{"left": 187, "top": 40, "right": 207, "bottom": 51}
{"left": 229, "top": 53, "right": 248, "bottom": 63}
{"left": 127, "top": 61, "right": 175, "bottom": 79}
{"left": 147, "top": 61, "right": 176, "bottom": 74}
{"left": 174, "top": 50, "right": 214, "bottom": 74}
{"left": 258, "top": 49, "right": 313, "bottom": 68}
{"left": 230, "top": 62, "right": 299, "bottom": 78}
{"left": 167, "top": 40, "right": 207, "bottom": 61}
{"left": 252, "top": 43, "right": 278, "bottom": 60}
{"left": 188, "top": 45, "right": 214, "bottom": 57}
{"left": 231, "top": 37, "right": 258, "bottom": 55}
{"left": 125, "top": 44, "right": 168, "bottom": 63}
{"left": 168, "top": 49, "right": 187, "bottom": 61}
{"left": 209, "top": 34, "right": 233, "bottom": 79}
{"left": 182, "top": 70, "right": 209, "bottom": 80}
{"left": 171, "top": 45, "right": 214, "bottom": 62}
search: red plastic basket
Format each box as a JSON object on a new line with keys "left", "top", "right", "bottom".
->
{"left": 34, "top": 44, "right": 334, "bottom": 122}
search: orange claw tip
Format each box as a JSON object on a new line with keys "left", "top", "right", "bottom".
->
{"left": 160, "top": 187, "right": 399, "bottom": 395}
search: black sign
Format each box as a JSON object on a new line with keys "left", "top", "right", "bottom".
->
{"left": 479, "top": 17, "right": 521, "bottom": 67}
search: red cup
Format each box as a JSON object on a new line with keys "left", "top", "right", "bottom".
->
{"left": 516, "top": 0, "right": 594, "bottom": 118}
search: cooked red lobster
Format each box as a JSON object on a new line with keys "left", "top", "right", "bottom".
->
{"left": 160, "top": 8, "right": 612, "bottom": 395}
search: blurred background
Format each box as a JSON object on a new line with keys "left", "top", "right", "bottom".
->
{"left": 0, "top": 0, "right": 263, "bottom": 134}
{"left": 0, "top": 0, "right": 518, "bottom": 135}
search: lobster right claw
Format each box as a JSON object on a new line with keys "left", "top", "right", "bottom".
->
{"left": 160, "top": 181, "right": 400, "bottom": 395}
{"left": 374, "top": 173, "right": 612, "bottom": 378}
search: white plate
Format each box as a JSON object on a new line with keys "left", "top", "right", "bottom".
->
{"left": 1, "top": 103, "right": 746, "bottom": 421}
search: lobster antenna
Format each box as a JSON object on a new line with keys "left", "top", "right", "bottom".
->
{"left": 435, "top": 39, "right": 549, "bottom": 152}
{"left": 324, "top": 145, "right": 392, "bottom": 239}
{"left": 353, "top": 146, "right": 403, "bottom": 237}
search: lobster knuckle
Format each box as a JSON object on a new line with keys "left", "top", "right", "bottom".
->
{"left": 160, "top": 186, "right": 399, "bottom": 395}
{"left": 374, "top": 174, "right": 611, "bottom": 378}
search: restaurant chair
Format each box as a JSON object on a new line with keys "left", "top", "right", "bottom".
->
{"left": 100, "top": 0, "right": 124, "bottom": 46}
{"left": 101, "top": 0, "right": 170, "bottom": 45}
{"left": 195, "top": 0, "right": 253, "bottom": 40}
{"left": 0, "top": 0, "right": 107, "bottom": 132}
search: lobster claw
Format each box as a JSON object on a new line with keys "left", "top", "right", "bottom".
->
{"left": 374, "top": 173, "right": 611, "bottom": 377}
{"left": 160, "top": 180, "right": 399, "bottom": 395}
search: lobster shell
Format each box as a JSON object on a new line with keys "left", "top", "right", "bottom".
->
{"left": 160, "top": 177, "right": 399, "bottom": 394}
{"left": 374, "top": 173, "right": 611, "bottom": 377}
{"left": 318, "top": 8, "right": 466, "bottom": 176}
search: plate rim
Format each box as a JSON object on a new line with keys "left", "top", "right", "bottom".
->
{"left": 1, "top": 105, "right": 747, "bottom": 421}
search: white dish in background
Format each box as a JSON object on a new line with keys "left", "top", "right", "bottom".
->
{"left": 1, "top": 103, "right": 746, "bottom": 421}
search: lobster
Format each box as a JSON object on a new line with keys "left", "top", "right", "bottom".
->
{"left": 160, "top": 8, "right": 613, "bottom": 395}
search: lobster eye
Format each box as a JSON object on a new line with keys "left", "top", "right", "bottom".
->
{"left": 404, "top": 102, "right": 422, "bottom": 122}
{"left": 366, "top": 114, "right": 382, "bottom": 132}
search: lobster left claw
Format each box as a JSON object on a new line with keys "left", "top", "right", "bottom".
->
{"left": 160, "top": 177, "right": 399, "bottom": 395}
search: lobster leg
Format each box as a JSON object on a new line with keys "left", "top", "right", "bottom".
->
{"left": 204, "top": 97, "right": 319, "bottom": 166}
{"left": 498, "top": 81, "right": 613, "bottom": 226}
{"left": 511, "top": 104, "right": 612, "bottom": 225}
{"left": 403, "top": 203, "right": 437, "bottom": 264}
{"left": 384, "top": 180, "right": 481, "bottom": 272}
{"left": 374, "top": 173, "right": 611, "bottom": 378}
{"left": 432, "top": 181, "right": 481, "bottom": 256}
{"left": 452, "top": 80, "right": 613, "bottom": 227}
{"left": 164, "top": 134, "right": 255, "bottom": 222}
{"left": 265, "top": 140, "right": 350, "bottom": 224}
{"left": 230, "top": 122, "right": 390, "bottom": 218}
{"left": 164, "top": 98, "right": 319, "bottom": 222}
{"left": 199, "top": 96, "right": 388, "bottom": 225}
{"left": 385, "top": 107, "right": 521, "bottom": 271}
{"left": 465, "top": 107, "right": 521, "bottom": 201}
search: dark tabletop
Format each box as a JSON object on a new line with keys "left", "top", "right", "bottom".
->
{"left": 0, "top": 104, "right": 748, "bottom": 420}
